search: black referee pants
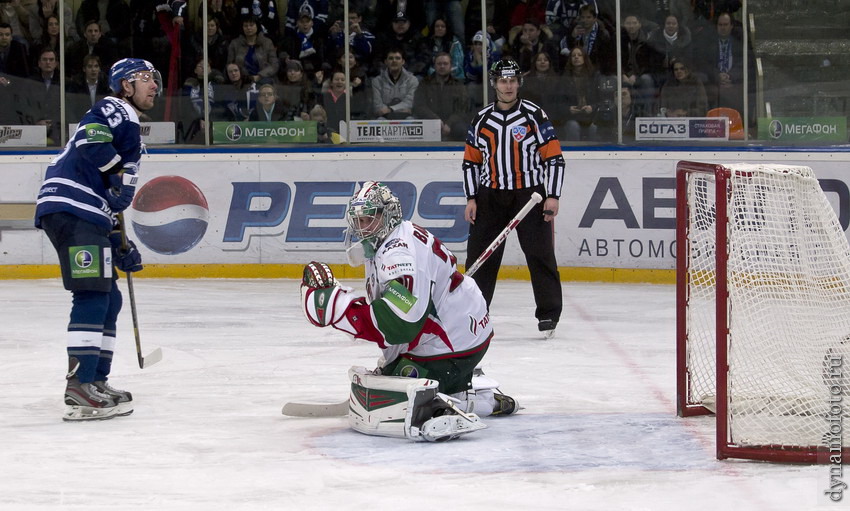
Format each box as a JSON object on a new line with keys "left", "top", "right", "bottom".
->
{"left": 465, "top": 186, "right": 562, "bottom": 323}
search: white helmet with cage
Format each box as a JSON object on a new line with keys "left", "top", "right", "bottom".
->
{"left": 346, "top": 181, "right": 403, "bottom": 257}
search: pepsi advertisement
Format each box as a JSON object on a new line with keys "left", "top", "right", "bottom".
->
{"left": 117, "top": 156, "right": 468, "bottom": 264}
{"left": 5, "top": 151, "right": 850, "bottom": 272}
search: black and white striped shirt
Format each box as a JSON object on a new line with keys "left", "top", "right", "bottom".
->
{"left": 462, "top": 99, "right": 565, "bottom": 199}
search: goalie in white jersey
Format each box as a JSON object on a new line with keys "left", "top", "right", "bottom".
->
{"left": 300, "top": 181, "right": 518, "bottom": 441}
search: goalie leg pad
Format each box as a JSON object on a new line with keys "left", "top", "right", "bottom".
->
{"left": 346, "top": 366, "right": 487, "bottom": 441}
{"left": 347, "top": 366, "right": 435, "bottom": 439}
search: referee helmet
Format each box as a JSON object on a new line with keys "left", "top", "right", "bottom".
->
{"left": 489, "top": 59, "right": 523, "bottom": 88}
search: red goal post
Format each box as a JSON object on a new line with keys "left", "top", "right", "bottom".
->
{"left": 676, "top": 160, "right": 850, "bottom": 463}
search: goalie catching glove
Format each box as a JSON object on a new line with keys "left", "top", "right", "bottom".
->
{"left": 301, "top": 262, "right": 363, "bottom": 334}
{"left": 302, "top": 261, "right": 336, "bottom": 288}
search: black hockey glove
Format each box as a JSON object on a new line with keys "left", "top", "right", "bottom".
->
{"left": 108, "top": 231, "right": 143, "bottom": 273}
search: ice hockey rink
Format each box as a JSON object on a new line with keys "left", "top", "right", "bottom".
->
{"left": 0, "top": 277, "right": 828, "bottom": 510}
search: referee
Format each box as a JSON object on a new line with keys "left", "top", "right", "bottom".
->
{"left": 462, "top": 58, "right": 564, "bottom": 339}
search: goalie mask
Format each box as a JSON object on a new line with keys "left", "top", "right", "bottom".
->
{"left": 346, "top": 181, "right": 403, "bottom": 257}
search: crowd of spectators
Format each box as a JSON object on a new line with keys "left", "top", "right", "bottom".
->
{"left": 0, "top": 0, "right": 751, "bottom": 144}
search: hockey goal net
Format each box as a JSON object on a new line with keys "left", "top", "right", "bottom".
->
{"left": 676, "top": 161, "right": 850, "bottom": 462}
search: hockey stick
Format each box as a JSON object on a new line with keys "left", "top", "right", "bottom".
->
{"left": 281, "top": 400, "right": 350, "bottom": 417}
{"left": 118, "top": 214, "right": 162, "bottom": 369}
{"left": 282, "top": 193, "right": 544, "bottom": 417}
{"left": 465, "top": 191, "right": 543, "bottom": 277}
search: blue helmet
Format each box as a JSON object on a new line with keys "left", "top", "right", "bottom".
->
{"left": 108, "top": 58, "right": 162, "bottom": 95}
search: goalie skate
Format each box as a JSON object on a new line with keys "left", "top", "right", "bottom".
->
{"left": 415, "top": 394, "right": 487, "bottom": 442}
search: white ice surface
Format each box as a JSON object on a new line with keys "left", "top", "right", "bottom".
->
{"left": 0, "top": 279, "right": 827, "bottom": 510}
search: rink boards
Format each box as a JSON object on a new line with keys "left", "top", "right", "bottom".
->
{"left": 3, "top": 148, "right": 850, "bottom": 282}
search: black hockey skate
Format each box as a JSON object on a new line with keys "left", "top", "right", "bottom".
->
{"left": 491, "top": 393, "right": 519, "bottom": 416}
{"left": 64, "top": 378, "right": 119, "bottom": 421}
{"left": 93, "top": 380, "right": 134, "bottom": 417}
{"left": 538, "top": 319, "right": 557, "bottom": 340}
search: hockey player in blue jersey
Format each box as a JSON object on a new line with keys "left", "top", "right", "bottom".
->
{"left": 35, "top": 58, "right": 161, "bottom": 421}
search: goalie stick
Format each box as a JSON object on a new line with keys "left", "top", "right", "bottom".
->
{"left": 283, "top": 196, "right": 544, "bottom": 417}
{"left": 282, "top": 400, "right": 350, "bottom": 417}
{"left": 118, "top": 214, "right": 163, "bottom": 369}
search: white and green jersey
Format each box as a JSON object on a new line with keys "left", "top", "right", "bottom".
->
{"left": 364, "top": 221, "right": 493, "bottom": 361}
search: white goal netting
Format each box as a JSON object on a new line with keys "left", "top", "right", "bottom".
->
{"left": 682, "top": 163, "right": 850, "bottom": 453}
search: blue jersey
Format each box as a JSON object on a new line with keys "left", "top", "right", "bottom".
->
{"left": 35, "top": 97, "right": 142, "bottom": 231}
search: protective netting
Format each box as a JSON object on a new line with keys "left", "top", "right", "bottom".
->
{"left": 684, "top": 163, "right": 850, "bottom": 451}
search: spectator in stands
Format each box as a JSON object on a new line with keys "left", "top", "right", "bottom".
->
{"left": 248, "top": 83, "right": 289, "bottom": 120}
{"left": 0, "top": 20, "right": 27, "bottom": 125}
{"left": 190, "top": 17, "right": 230, "bottom": 75}
{"left": 202, "top": 0, "right": 240, "bottom": 40}
{"left": 327, "top": 0, "right": 376, "bottom": 34}
{"left": 413, "top": 52, "right": 469, "bottom": 141}
{"left": 279, "top": 6, "right": 326, "bottom": 79}
{"left": 74, "top": 0, "right": 131, "bottom": 47}
{"left": 67, "top": 54, "right": 109, "bottom": 122}
{"left": 425, "top": 0, "right": 464, "bottom": 47}
{"left": 130, "top": 0, "right": 167, "bottom": 78}
{"left": 620, "top": 86, "right": 637, "bottom": 140}
{"left": 371, "top": 48, "right": 418, "bottom": 120}
{"left": 373, "top": 9, "right": 421, "bottom": 74}
{"left": 464, "top": 30, "right": 500, "bottom": 84}
{"left": 620, "top": 13, "right": 658, "bottom": 117}
{"left": 227, "top": 15, "right": 279, "bottom": 85}
{"left": 276, "top": 59, "right": 315, "bottom": 120}
{"left": 182, "top": 59, "right": 223, "bottom": 129}
{"left": 545, "top": 0, "right": 595, "bottom": 42}
{"left": 66, "top": 20, "right": 116, "bottom": 79}
{"left": 691, "top": 0, "right": 741, "bottom": 37}
{"left": 658, "top": 57, "right": 708, "bottom": 117}
{"left": 239, "top": 0, "right": 281, "bottom": 40}
{"left": 0, "top": 0, "right": 32, "bottom": 45}
{"left": 484, "top": 0, "right": 515, "bottom": 44}
{"left": 509, "top": 18, "right": 557, "bottom": 73}
{"left": 320, "top": 69, "right": 347, "bottom": 131}
{"left": 695, "top": 11, "right": 752, "bottom": 116}
{"left": 0, "top": 71, "right": 24, "bottom": 124}
{"left": 22, "top": 47, "right": 60, "bottom": 144}
{"left": 0, "top": 22, "right": 29, "bottom": 79}
{"left": 522, "top": 51, "right": 565, "bottom": 126}
{"left": 327, "top": 10, "right": 375, "bottom": 66}
{"left": 320, "top": 69, "right": 368, "bottom": 131}
{"left": 417, "top": 17, "right": 465, "bottom": 80}
{"left": 27, "top": 0, "right": 79, "bottom": 44}
{"left": 646, "top": 12, "right": 693, "bottom": 85}
{"left": 284, "top": 0, "right": 326, "bottom": 39}
{"left": 29, "top": 14, "right": 59, "bottom": 69}
{"left": 560, "top": 4, "right": 613, "bottom": 74}
{"left": 632, "top": 0, "right": 692, "bottom": 32}
{"left": 508, "top": 0, "right": 546, "bottom": 30}
{"left": 374, "top": 0, "right": 426, "bottom": 36}
{"left": 562, "top": 46, "right": 598, "bottom": 141}
{"left": 334, "top": 46, "right": 368, "bottom": 97}
{"left": 212, "top": 62, "right": 257, "bottom": 120}
{"left": 308, "top": 103, "right": 332, "bottom": 143}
